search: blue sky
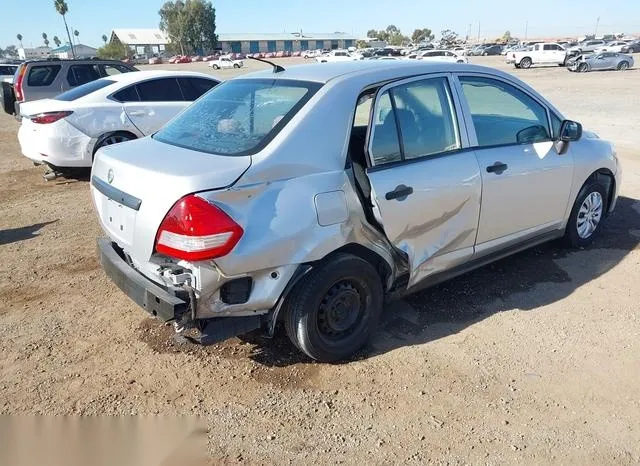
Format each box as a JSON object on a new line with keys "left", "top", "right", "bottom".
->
{"left": 1, "top": 0, "right": 639, "bottom": 49}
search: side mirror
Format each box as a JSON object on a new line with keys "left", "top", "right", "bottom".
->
{"left": 559, "top": 120, "right": 582, "bottom": 142}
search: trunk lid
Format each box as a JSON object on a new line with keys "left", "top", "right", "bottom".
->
{"left": 18, "top": 98, "right": 71, "bottom": 117}
{"left": 91, "top": 136, "right": 251, "bottom": 262}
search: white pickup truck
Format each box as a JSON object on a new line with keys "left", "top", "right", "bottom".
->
{"left": 316, "top": 50, "right": 361, "bottom": 63}
{"left": 507, "top": 43, "right": 567, "bottom": 69}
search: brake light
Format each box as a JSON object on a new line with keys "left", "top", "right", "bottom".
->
{"left": 155, "top": 194, "right": 243, "bottom": 261}
{"left": 14, "top": 64, "right": 26, "bottom": 102}
{"left": 30, "top": 111, "right": 73, "bottom": 124}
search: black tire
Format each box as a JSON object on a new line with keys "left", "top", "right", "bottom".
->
{"left": 578, "top": 62, "right": 588, "bottom": 72}
{"left": 564, "top": 179, "right": 608, "bottom": 248}
{"left": 284, "top": 254, "right": 383, "bottom": 362}
{"left": 233, "top": 63, "right": 240, "bottom": 68}
{"left": 213, "top": 64, "right": 219, "bottom": 70}
{"left": 520, "top": 57, "right": 532, "bottom": 68}
{"left": 1, "top": 82, "right": 16, "bottom": 115}
{"left": 93, "top": 131, "right": 136, "bottom": 157}
{"left": 617, "top": 61, "right": 629, "bottom": 71}
{"left": 514, "top": 64, "right": 521, "bottom": 69}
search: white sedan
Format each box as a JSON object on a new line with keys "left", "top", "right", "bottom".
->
{"left": 208, "top": 57, "right": 243, "bottom": 69}
{"left": 595, "top": 41, "right": 630, "bottom": 53}
{"left": 17, "top": 70, "right": 219, "bottom": 177}
{"left": 418, "top": 50, "right": 468, "bottom": 63}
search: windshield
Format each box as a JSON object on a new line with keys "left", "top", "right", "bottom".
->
{"left": 154, "top": 78, "right": 322, "bottom": 156}
{"left": 55, "top": 79, "right": 116, "bottom": 101}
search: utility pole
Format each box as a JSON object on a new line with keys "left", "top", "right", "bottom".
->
{"left": 467, "top": 23, "right": 472, "bottom": 42}
{"left": 525, "top": 20, "right": 528, "bottom": 41}
{"left": 477, "top": 22, "right": 481, "bottom": 43}
{"left": 594, "top": 16, "right": 600, "bottom": 37}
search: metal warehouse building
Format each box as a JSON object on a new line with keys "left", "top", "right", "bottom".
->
{"left": 110, "top": 29, "right": 357, "bottom": 55}
{"left": 217, "top": 32, "right": 357, "bottom": 53}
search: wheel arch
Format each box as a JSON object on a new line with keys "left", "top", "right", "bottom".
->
{"left": 92, "top": 130, "right": 138, "bottom": 157}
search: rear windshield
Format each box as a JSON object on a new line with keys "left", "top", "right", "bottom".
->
{"left": 27, "top": 65, "right": 61, "bottom": 86}
{"left": 55, "top": 79, "right": 115, "bottom": 101}
{"left": 0, "top": 65, "right": 18, "bottom": 76}
{"left": 154, "top": 78, "right": 322, "bottom": 156}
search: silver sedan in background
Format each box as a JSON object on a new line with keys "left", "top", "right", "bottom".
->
{"left": 567, "top": 52, "right": 634, "bottom": 72}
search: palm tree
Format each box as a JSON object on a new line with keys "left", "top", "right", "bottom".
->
{"left": 42, "top": 32, "right": 49, "bottom": 47}
{"left": 54, "top": 0, "right": 75, "bottom": 58}
{"left": 102, "top": 34, "right": 108, "bottom": 44}
{"left": 74, "top": 29, "right": 79, "bottom": 45}
{"left": 53, "top": 36, "right": 61, "bottom": 47}
{"left": 16, "top": 34, "right": 23, "bottom": 48}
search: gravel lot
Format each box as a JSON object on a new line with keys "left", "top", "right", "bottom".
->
{"left": 1, "top": 56, "right": 639, "bottom": 464}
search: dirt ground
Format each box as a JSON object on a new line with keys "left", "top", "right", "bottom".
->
{"left": 1, "top": 56, "right": 639, "bottom": 464}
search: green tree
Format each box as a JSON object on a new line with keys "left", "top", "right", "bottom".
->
{"left": 102, "top": 34, "right": 108, "bottom": 44}
{"left": 53, "top": 35, "right": 61, "bottom": 47}
{"left": 356, "top": 40, "right": 369, "bottom": 49}
{"left": 502, "top": 30, "right": 512, "bottom": 43}
{"left": 97, "top": 41, "right": 127, "bottom": 59}
{"left": 366, "top": 29, "right": 377, "bottom": 39}
{"left": 159, "top": 0, "right": 218, "bottom": 55}
{"left": 412, "top": 28, "right": 434, "bottom": 43}
{"left": 54, "top": 0, "right": 75, "bottom": 58}
{"left": 5, "top": 45, "right": 18, "bottom": 57}
{"left": 16, "top": 34, "right": 23, "bottom": 48}
{"left": 42, "top": 32, "right": 48, "bottom": 47}
{"left": 74, "top": 29, "right": 79, "bottom": 45}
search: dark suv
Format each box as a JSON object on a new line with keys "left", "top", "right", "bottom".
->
{"left": 1, "top": 58, "right": 137, "bottom": 115}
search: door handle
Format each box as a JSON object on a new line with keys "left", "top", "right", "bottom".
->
{"left": 385, "top": 184, "right": 413, "bottom": 201}
{"left": 486, "top": 162, "right": 508, "bottom": 175}
{"left": 128, "top": 110, "right": 146, "bottom": 117}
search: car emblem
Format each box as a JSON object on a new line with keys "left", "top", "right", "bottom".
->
{"left": 107, "top": 169, "right": 114, "bottom": 184}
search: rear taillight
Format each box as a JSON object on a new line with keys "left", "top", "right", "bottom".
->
{"left": 14, "top": 64, "right": 26, "bottom": 102}
{"left": 155, "top": 194, "right": 243, "bottom": 262}
{"left": 30, "top": 111, "right": 73, "bottom": 124}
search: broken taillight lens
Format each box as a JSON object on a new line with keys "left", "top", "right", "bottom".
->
{"left": 155, "top": 194, "right": 243, "bottom": 262}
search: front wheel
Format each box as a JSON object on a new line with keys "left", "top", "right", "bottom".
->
{"left": 520, "top": 57, "right": 532, "bottom": 68}
{"left": 284, "top": 254, "right": 383, "bottom": 362}
{"left": 578, "top": 62, "right": 588, "bottom": 72}
{"left": 564, "top": 179, "right": 608, "bottom": 248}
{"left": 212, "top": 64, "right": 219, "bottom": 70}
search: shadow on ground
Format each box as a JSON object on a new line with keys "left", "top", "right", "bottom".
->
{"left": 0, "top": 220, "right": 58, "bottom": 246}
{"left": 248, "top": 195, "right": 640, "bottom": 366}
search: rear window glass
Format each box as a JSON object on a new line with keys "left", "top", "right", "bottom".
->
{"left": 111, "top": 85, "right": 139, "bottom": 102}
{"left": 55, "top": 79, "right": 115, "bottom": 101}
{"left": 66, "top": 64, "right": 101, "bottom": 86}
{"left": 178, "top": 77, "right": 218, "bottom": 101}
{"left": 0, "top": 65, "right": 18, "bottom": 75}
{"left": 27, "top": 65, "right": 61, "bottom": 86}
{"left": 154, "top": 79, "right": 322, "bottom": 156}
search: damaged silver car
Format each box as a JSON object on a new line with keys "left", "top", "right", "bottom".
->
{"left": 92, "top": 61, "right": 621, "bottom": 362}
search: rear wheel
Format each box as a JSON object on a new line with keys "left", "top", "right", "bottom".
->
{"left": 564, "top": 179, "right": 607, "bottom": 248}
{"left": 284, "top": 254, "right": 383, "bottom": 362}
{"left": 520, "top": 57, "right": 532, "bottom": 69}
{"left": 233, "top": 63, "right": 240, "bottom": 68}
{"left": 212, "top": 64, "right": 219, "bottom": 70}
{"left": 617, "top": 61, "right": 629, "bottom": 71}
{"left": 93, "top": 132, "right": 136, "bottom": 157}
{"left": 578, "top": 62, "right": 589, "bottom": 72}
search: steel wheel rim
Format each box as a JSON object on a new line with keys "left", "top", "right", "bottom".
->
{"left": 103, "top": 135, "right": 130, "bottom": 146}
{"left": 317, "top": 280, "right": 365, "bottom": 340}
{"left": 577, "top": 192, "right": 603, "bottom": 239}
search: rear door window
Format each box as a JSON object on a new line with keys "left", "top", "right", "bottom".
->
{"left": 67, "top": 64, "right": 102, "bottom": 86}
{"left": 111, "top": 85, "right": 140, "bottom": 102}
{"left": 101, "top": 64, "right": 133, "bottom": 76}
{"left": 178, "top": 78, "right": 218, "bottom": 101}
{"left": 27, "top": 65, "right": 61, "bottom": 86}
{"left": 0, "top": 65, "right": 18, "bottom": 75}
{"left": 135, "top": 78, "right": 183, "bottom": 101}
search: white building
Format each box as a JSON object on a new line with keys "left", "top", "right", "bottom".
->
{"left": 109, "top": 28, "right": 358, "bottom": 55}
{"left": 110, "top": 29, "right": 169, "bottom": 57}
{"left": 18, "top": 46, "right": 52, "bottom": 60}
{"left": 51, "top": 43, "right": 98, "bottom": 59}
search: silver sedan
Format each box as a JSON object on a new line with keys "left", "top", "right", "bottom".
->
{"left": 567, "top": 52, "right": 634, "bottom": 72}
{"left": 91, "top": 61, "right": 621, "bottom": 362}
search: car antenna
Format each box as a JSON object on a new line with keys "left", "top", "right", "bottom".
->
{"left": 249, "top": 56, "right": 285, "bottom": 73}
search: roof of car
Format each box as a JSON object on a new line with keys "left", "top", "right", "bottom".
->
{"left": 237, "top": 60, "right": 497, "bottom": 84}
{"left": 108, "top": 70, "right": 218, "bottom": 83}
